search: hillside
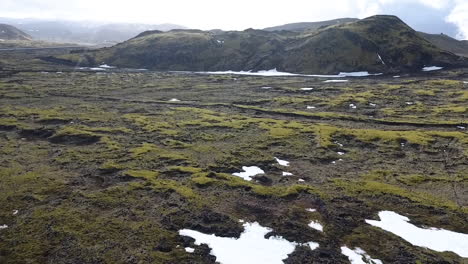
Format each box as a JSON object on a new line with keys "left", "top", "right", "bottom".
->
{"left": 263, "top": 18, "right": 359, "bottom": 32}
{"left": 0, "top": 24, "right": 32, "bottom": 41}
{"left": 0, "top": 18, "right": 186, "bottom": 45}
{"left": 419, "top": 32, "right": 468, "bottom": 58}
{"left": 55, "top": 15, "right": 468, "bottom": 74}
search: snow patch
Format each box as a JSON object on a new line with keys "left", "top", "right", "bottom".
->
{"left": 169, "top": 98, "right": 181, "bottom": 102}
{"left": 393, "top": 75, "right": 401, "bottom": 78}
{"left": 0, "top": 224, "right": 8, "bottom": 230}
{"left": 232, "top": 166, "right": 265, "bottom": 181}
{"left": 369, "top": 103, "right": 377, "bottom": 107}
{"left": 306, "top": 106, "right": 316, "bottom": 109}
{"left": 349, "top": 104, "right": 357, "bottom": 109}
{"left": 341, "top": 246, "right": 383, "bottom": 264}
{"left": 99, "top": 64, "right": 116, "bottom": 69}
{"left": 337, "top": 152, "right": 345, "bottom": 156}
{"left": 323, "top": 80, "right": 349, "bottom": 83}
{"left": 275, "top": 157, "right": 289, "bottom": 166}
{"left": 366, "top": 211, "right": 468, "bottom": 258}
{"left": 185, "top": 247, "right": 195, "bottom": 253}
{"left": 298, "top": 179, "right": 305, "bottom": 182}
{"left": 306, "top": 208, "right": 317, "bottom": 212}
{"left": 261, "top": 86, "right": 272, "bottom": 89}
{"left": 13, "top": 210, "right": 18, "bottom": 215}
{"left": 422, "top": 66, "right": 443, "bottom": 72}
{"left": 300, "top": 88, "right": 314, "bottom": 91}
{"left": 179, "top": 222, "right": 319, "bottom": 264}
{"left": 282, "top": 172, "right": 293, "bottom": 176}
{"left": 195, "top": 69, "right": 382, "bottom": 78}
{"left": 377, "top": 54, "right": 385, "bottom": 65}
{"left": 308, "top": 220, "right": 323, "bottom": 232}
{"left": 457, "top": 126, "right": 465, "bottom": 130}
{"left": 89, "top": 67, "right": 106, "bottom": 71}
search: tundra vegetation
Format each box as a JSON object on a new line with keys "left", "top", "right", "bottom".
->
{"left": 0, "top": 49, "right": 467, "bottom": 264}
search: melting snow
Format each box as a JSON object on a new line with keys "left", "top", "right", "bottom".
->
{"left": 275, "top": 157, "right": 289, "bottom": 166}
{"left": 99, "top": 64, "right": 116, "bottom": 69}
{"left": 232, "top": 166, "right": 265, "bottom": 181}
{"left": 185, "top": 247, "right": 195, "bottom": 253}
{"left": 300, "top": 88, "right": 314, "bottom": 91}
{"left": 366, "top": 211, "right": 468, "bottom": 258}
{"left": 422, "top": 66, "right": 443, "bottom": 72}
{"left": 0, "top": 224, "right": 8, "bottom": 230}
{"left": 282, "top": 172, "right": 293, "bottom": 176}
{"left": 341, "top": 246, "right": 383, "bottom": 264}
{"left": 308, "top": 220, "right": 323, "bottom": 232}
{"left": 196, "top": 69, "right": 382, "bottom": 78}
{"left": 377, "top": 54, "right": 385, "bottom": 65}
{"left": 179, "top": 222, "right": 319, "bottom": 264}
{"left": 323, "top": 80, "right": 349, "bottom": 83}
{"left": 205, "top": 69, "right": 301, "bottom": 77}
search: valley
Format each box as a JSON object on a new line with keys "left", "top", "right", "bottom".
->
{"left": 0, "top": 49, "right": 467, "bottom": 263}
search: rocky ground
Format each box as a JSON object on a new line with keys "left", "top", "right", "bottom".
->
{"left": 0, "top": 50, "right": 467, "bottom": 263}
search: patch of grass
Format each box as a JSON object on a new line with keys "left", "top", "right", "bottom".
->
{"left": 333, "top": 179, "right": 463, "bottom": 212}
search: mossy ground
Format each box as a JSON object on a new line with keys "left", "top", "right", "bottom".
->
{"left": 0, "top": 52, "right": 467, "bottom": 263}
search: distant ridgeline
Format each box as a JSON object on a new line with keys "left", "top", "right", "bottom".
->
{"left": 0, "top": 24, "right": 32, "bottom": 41}
{"left": 55, "top": 15, "right": 468, "bottom": 74}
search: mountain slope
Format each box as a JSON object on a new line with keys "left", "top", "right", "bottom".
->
{"left": 0, "top": 18, "right": 186, "bottom": 45}
{"left": 419, "top": 32, "right": 468, "bottom": 58}
{"left": 0, "top": 24, "right": 32, "bottom": 41}
{"left": 56, "top": 15, "right": 468, "bottom": 74}
{"left": 263, "top": 18, "right": 359, "bottom": 32}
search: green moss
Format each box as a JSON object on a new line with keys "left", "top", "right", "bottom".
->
{"left": 333, "top": 179, "right": 463, "bottom": 212}
{"left": 125, "top": 169, "right": 160, "bottom": 179}
{"left": 167, "top": 166, "right": 203, "bottom": 174}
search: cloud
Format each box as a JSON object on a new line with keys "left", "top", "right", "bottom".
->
{"left": 0, "top": 0, "right": 467, "bottom": 39}
{"left": 446, "top": 0, "right": 468, "bottom": 39}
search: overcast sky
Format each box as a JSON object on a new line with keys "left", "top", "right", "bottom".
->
{"left": 1, "top": 0, "right": 468, "bottom": 39}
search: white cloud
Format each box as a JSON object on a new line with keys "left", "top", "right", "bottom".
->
{"left": 0, "top": 0, "right": 467, "bottom": 38}
{"left": 446, "top": 0, "right": 468, "bottom": 39}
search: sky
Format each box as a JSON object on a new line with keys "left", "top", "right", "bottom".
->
{"left": 1, "top": 0, "right": 468, "bottom": 39}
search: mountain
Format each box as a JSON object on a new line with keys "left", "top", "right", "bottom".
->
{"left": 54, "top": 15, "right": 468, "bottom": 74}
{"left": 0, "top": 18, "right": 186, "bottom": 45}
{"left": 263, "top": 18, "right": 359, "bottom": 32}
{"left": 418, "top": 32, "right": 468, "bottom": 58}
{"left": 0, "top": 24, "right": 32, "bottom": 41}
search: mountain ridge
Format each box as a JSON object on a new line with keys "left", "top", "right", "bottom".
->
{"left": 0, "top": 24, "right": 32, "bottom": 41}
{"left": 54, "top": 15, "right": 468, "bottom": 74}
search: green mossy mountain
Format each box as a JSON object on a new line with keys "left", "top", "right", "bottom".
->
{"left": 0, "top": 24, "right": 32, "bottom": 41}
{"left": 58, "top": 15, "right": 468, "bottom": 74}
